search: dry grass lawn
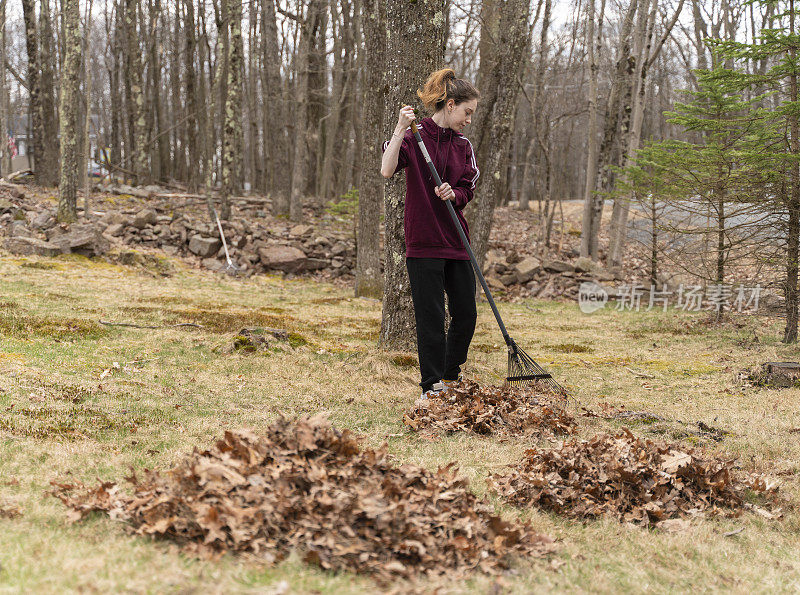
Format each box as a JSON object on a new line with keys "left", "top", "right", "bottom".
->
{"left": 1, "top": 249, "right": 799, "bottom": 593}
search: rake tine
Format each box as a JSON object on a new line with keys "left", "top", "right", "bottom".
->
{"left": 506, "top": 340, "right": 569, "bottom": 403}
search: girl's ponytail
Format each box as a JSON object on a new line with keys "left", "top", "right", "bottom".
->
{"left": 417, "top": 68, "right": 478, "bottom": 113}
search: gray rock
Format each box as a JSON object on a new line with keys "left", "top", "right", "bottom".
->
{"left": 131, "top": 208, "right": 157, "bottom": 229}
{"left": 50, "top": 229, "right": 110, "bottom": 256}
{"left": 31, "top": 210, "right": 54, "bottom": 229}
{"left": 574, "top": 256, "right": 599, "bottom": 273}
{"left": 593, "top": 271, "right": 616, "bottom": 283}
{"left": 304, "top": 257, "right": 328, "bottom": 270}
{"left": 543, "top": 259, "right": 575, "bottom": 273}
{"left": 290, "top": 224, "right": 313, "bottom": 237}
{"left": 9, "top": 222, "right": 33, "bottom": 238}
{"left": 331, "top": 241, "right": 349, "bottom": 257}
{"left": 486, "top": 275, "right": 506, "bottom": 292}
{"left": 188, "top": 234, "right": 222, "bottom": 257}
{"left": 112, "top": 184, "right": 150, "bottom": 199}
{"left": 106, "top": 223, "right": 125, "bottom": 236}
{"left": 202, "top": 258, "right": 224, "bottom": 271}
{"left": 258, "top": 245, "right": 307, "bottom": 272}
{"left": 514, "top": 256, "right": 542, "bottom": 284}
{"left": 103, "top": 211, "right": 127, "bottom": 225}
{"left": 500, "top": 273, "right": 518, "bottom": 286}
{"left": 4, "top": 236, "right": 61, "bottom": 257}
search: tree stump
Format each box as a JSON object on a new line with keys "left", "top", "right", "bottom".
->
{"left": 757, "top": 362, "right": 800, "bottom": 388}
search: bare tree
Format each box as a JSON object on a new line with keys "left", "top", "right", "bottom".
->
{"left": 0, "top": 0, "right": 9, "bottom": 177}
{"left": 608, "top": 0, "right": 685, "bottom": 267}
{"left": 261, "top": 0, "right": 290, "bottom": 214}
{"left": 380, "top": 0, "right": 446, "bottom": 350}
{"left": 355, "top": 0, "right": 384, "bottom": 298}
{"left": 582, "top": 0, "right": 638, "bottom": 262}
{"left": 465, "top": 0, "right": 534, "bottom": 267}
{"left": 58, "top": 0, "right": 81, "bottom": 222}
{"left": 220, "top": 0, "right": 243, "bottom": 220}
{"left": 124, "top": 0, "right": 148, "bottom": 184}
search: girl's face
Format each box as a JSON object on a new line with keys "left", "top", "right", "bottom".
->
{"left": 446, "top": 98, "right": 478, "bottom": 133}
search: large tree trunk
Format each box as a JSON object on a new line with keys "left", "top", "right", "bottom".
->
{"left": 82, "top": 0, "right": 94, "bottom": 216}
{"left": 355, "top": 0, "right": 385, "bottom": 299}
{"left": 785, "top": 0, "right": 800, "bottom": 343}
{"left": 262, "top": 0, "right": 289, "bottom": 213}
{"left": 306, "top": 0, "right": 328, "bottom": 197}
{"left": 464, "top": 0, "right": 532, "bottom": 268}
{"left": 58, "top": 0, "right": 81, "bottom": 222}
{"left": 290, "top": 0, "right": 325, "bottom": 221}
{"left": 584, "top": 0, "right": 638, "bottom": 261}
{"left": 0, "top": 0, "right": 9, "bottom": 177}
{"left": 349, "top": 0, "right": 364, "bottom": 197}
{"left": 183, "top": 0, "right": 199, "bottom": 191}
{"left": 579, "top": 0, "right": 605, "bottom": 258}
{"left": 334, "top": 0, "right": 357, "bottom": 198}
{"left": 608, "top": 0, "right": 655, "bottom": 267}
{"left": 21, "top": 0, "right": 46, "bottom": 185}
{"left": 124, "top": 0, "right": 148, "bottom": 184}
{"left": 38, "top": 0, "right": 59, "bottom": 186}
{"left": 469, "top": 0, "right": 500, "bottom": 162}
{"left": 607, "top": 0, "right": 683, "bottom": 267}
{"left": 518, "top": 0, "right": 550, "bottom": 212}
{"left": 318, "top": 0, "right": 345, "bottom": 202}
{"left": 109, "top": 0, "right": 123, "bottom": 175}
{"left": 380, "top": 0, "right": 446, "bottom": 350}
{"left": 220, "top": 0, "right": 243, "bottom": 220}
{"left": 148, "top": 0, "right": 168, "bottom": 182}
{"left": 245, "top": 7, "right": 259, "bottom": 192}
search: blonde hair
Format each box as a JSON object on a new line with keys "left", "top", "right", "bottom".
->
{"left": 417, "top": 68, "right": 479, "bottom": 113}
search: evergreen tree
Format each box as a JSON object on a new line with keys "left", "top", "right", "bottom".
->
{"left": 618, "top": 68, "right": 775, "bottom": 319}
{"left": 710, "top": 0, "right": 800, "bottom": 341}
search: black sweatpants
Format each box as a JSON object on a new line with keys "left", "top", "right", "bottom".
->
{"left": 406, "top": 257, "right": 477, "bottom": 392}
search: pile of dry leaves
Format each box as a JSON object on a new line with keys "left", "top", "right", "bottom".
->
{"left": 488, "top": 428, "right": 779, "bottom": 526}
{"left": 403, "top": 380, "right": 575, "bottom": 438}
{"left": 52, "top": 416, "right": 553, "bottom": 581}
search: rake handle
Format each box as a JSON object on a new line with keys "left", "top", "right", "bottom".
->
{"left": 410, "top": 121, "right": 512, "bottom": 348}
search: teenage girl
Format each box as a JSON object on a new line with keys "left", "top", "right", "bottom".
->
{"left": 380, "top": 68, "right": 480, "bottom": 398}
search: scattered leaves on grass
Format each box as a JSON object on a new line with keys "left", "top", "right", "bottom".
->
{"left": 0, "top": 499, "right": 22, "bottom": 519}
{"left": 488, "top": 428, "right": 779, "bottom": 526}
{"left": 582, "top": 403, "right": 731, "bottom": 443}
{"left": 403, "top": 380, "right": 575, "bottom": 439}
{"left": 52, "top": 416, "right": 554, "bottom": 582}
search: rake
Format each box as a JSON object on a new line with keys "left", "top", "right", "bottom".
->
{"left": 410, "top": 120, "right": 567, "bottom": 399}
{"left": 212, "top": 207, "right": 240, "bottom": 276}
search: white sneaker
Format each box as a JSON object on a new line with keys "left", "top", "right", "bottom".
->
{"left": 420, "top": 381, "right": 446, "bottom": 399}
{"left": 416, "top": 382, "right": 445, "bottom": 407}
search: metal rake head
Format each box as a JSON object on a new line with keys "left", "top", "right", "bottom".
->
{"left": 506, "top": 339, "right": 569, "bottom": 402}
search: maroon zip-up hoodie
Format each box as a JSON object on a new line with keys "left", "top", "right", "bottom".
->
{"left": 382, "top": 117, "right": 480, "bottom": 260}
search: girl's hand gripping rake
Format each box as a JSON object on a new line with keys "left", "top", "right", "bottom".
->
{"left": 409, "top": 120, "right": 567, "bottom": 399}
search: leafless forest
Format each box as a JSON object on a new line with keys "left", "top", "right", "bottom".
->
{"left": 1, "top": 0, "right": 799, "bottom": 340}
